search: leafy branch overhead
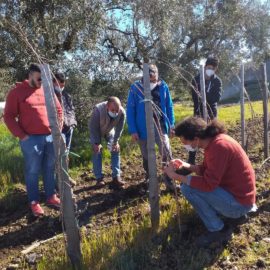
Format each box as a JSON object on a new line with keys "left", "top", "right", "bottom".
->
{"left": 0, "top": 0, "right": 269, "bottom": 101}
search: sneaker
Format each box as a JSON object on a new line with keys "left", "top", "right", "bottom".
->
{"left": 196, "top": 224, "right": 232, "bottom": 248}
{"left": 46, "top": 194, "right": 61, "bottom": 208}
{"left": 225, "top": 214, "right": 249, "bottom": 227}
{"left": 31, "top": 201, "right": 44, "bottom": 217}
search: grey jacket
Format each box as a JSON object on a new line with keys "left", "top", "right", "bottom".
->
{"left": 89, "top": 101, "right": 126, "bottom": 144}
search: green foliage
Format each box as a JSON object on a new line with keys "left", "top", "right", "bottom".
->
{"left": 37, "top": 195, "right": 192, "bottom": 270}
{"left": 1, "top": 0, "right": 269, "bottom": 97}
{"left": 0, "top": 123, "right": 24, "bottom": 185}
{"left": 0, "top": 68, "right": 15, "bottom": 101}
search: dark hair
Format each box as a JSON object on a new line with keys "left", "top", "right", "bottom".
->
{"left": 175, "top": 117, "right": 226, "bottom": 140}
{"left": 28, "top": 63, "right": 41, "bottom": 74}
{"left": 53, "top": 72, "right": 66, "bottom": 83}
{"left": 205, "top": 57, "right": 219, "bottom": 68}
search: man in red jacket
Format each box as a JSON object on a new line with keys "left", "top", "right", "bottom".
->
{"left": 164, "top": 117, "right": 256, "bottom": 247}
{"left": 4, "top": 64, "right": 63, "bottom": 217}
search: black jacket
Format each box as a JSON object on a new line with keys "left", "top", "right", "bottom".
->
{"left": 191, "top": 74, "right": 222, "bottom": 119}
{"left": 56, "top": 91, "right": 77, "bottom": 133}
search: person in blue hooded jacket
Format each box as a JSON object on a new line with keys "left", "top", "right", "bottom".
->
{"left": 126, "top": 64, "right": 175, "bottom": 191}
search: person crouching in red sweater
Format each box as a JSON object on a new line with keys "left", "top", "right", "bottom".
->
{"left": 164, "top": 117, "right": 256, "bottom": 247}
{"left": 4, "top": 64, "right": 63, "bottom": 217}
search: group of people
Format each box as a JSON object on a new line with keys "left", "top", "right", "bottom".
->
{"left": 3, "top": 57, "right": 256, "bottom": 247}
{"left": 4, "top": 64, "right": 77, "bottom": 216}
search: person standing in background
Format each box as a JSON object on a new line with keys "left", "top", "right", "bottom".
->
{"left": 53, "top": 72, "right": 77, "bottom": 186}
{"left": 181, "top": 57, "right": 223, "bottom": 172}
{"left": 126, "top": 64, "right": 175, "bottom": 192}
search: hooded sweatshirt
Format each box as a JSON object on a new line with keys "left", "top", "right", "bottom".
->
{"left": 4, "top": 80, "right": 62, "bottom": 139}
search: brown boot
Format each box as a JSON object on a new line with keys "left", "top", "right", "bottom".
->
{"left": 110, "top": 176, "right": 125, "bottom": 189}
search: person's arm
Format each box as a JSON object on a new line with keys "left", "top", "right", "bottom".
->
{"left": 126, "top": 86, "right": 138, "bottom": 135}
{"left": 113, "top": 111, "right": 126, "bottom": 144}
{"left": 208, "top": 77, "right": 222, "bottom": 104}
{"left": 89, "top": 107, "right": 101, "bottom": 144}
{"left": 55, "top": 94, "right": 63, "bottom": 130}
{"left": 165, "top": 83, "right": 175, "bottom": 128}
{"left": 65, "top": 92, "right": 77, "bottom": 126}
{"left": 164, "top": 163, "right": 189, "bottom": 184}
{"left": 170, "top": 159, "right": 204, "bottom": 175}
{"left": 191, "top": 76, "right": 200, "bottom": 116}
{"left": 3, "top": 88, "right": 27, "bottom": 139}
{"left": 189, "top": 144, "right": 230, "bottom": 191}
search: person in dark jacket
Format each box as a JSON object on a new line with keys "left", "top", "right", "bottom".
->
{"left": 53, "top": 72, "right": 77, "bottom": 152}
{"left": 184, "top": 57, "right": 223, "bottom": 168}
{"left": 53, "top": 72, "right": 77, "bottom": 186}
{"left": 191, "top": 56, "right": 222, "bottom": 120}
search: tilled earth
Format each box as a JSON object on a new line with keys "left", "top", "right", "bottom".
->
{"left": 0, "top": 117, "right": 270, "bottom": 270}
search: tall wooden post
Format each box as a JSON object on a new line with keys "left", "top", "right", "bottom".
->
{"left": 40, "top": 64, "right": 82, "bottom": 269}
{"left": 200, "top": 65, "right": 208, "bottom": 122}
{"left": 262, "top": 63, "right": 269, "bottom": 159}
{"left": 240, "top": 64, "right": 246, "bottom": 149}
{"left": 143, "top": 62, "right": 160, "bottom": 230}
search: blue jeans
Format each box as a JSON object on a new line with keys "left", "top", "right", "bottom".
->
{"left": 92, "top": 133, "right": 120, "bottom": 180}
{"left": 181, "top": 184, "right": 253, "bottom": 232}
{"left": 20, "top": 135, "right": 56, "bottom": 202}
{"left": 62, "top": 127, "right": 74, "bottom": 153}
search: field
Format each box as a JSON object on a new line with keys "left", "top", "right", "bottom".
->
{"left": 0, "top": 101, "right": 269, "bottom": 270}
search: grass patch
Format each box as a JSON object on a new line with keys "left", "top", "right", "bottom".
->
{"left": 36, "top": 195, "right": 206, "bottom": 270}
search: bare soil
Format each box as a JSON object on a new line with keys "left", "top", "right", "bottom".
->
{"left": 0, "top": 117, "right": 269, "bottom": 269}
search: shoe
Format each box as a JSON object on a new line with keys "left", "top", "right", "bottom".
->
{"left": 46, "top": 194, "right": 61, "bottom": 208}
{"left": 196, "top": 225, "right": 232, "bottom": 248}
{"left": 95, "top": 178, "right": 106, "bottom": 187}
{"left": 109, "top": 176, "right": 125, "bottom": 189}
{"left": 69, "top": 177, "right": 76, "bottom": 187}
{"left": 31, "top": 201, "right": 44, "bottom": 217}
{"left": 225, "top": 214, "right": 249, "bottom": 226}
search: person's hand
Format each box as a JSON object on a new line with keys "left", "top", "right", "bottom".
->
{"left": 112, "top": 143, "right": 120, "bottom": 152}
{"left": 163, "top": 163, "right": 175, "bottom": 178}
{"left": 93, "top": 144, "right": 102, "bottom": 153}
{"left": 170, "top": 159, "right": 189, "bottom": 169}
{"left": 170, "top": 128, "right": 175, "bottom": 138}
{"left": 21, "top": 135, "right": 29, "bottom": 141}
{"left": 131, "top": 133, "right": 139, "bottom": 142}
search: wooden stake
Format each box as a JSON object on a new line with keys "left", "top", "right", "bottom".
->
{"left": 240, "top": 64, "right": 246, "bottom": 149}
{"left": 40, "top": 64, "right": 82, "bottom": 269}
{"left": 143, "top": 62, "right": 160, "bottom": 230}
{"left": 262, "top": 63, "right": 269, "bottom": 159}
{"left": 199, "top": 65, "right": 208, "bottom": 122}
